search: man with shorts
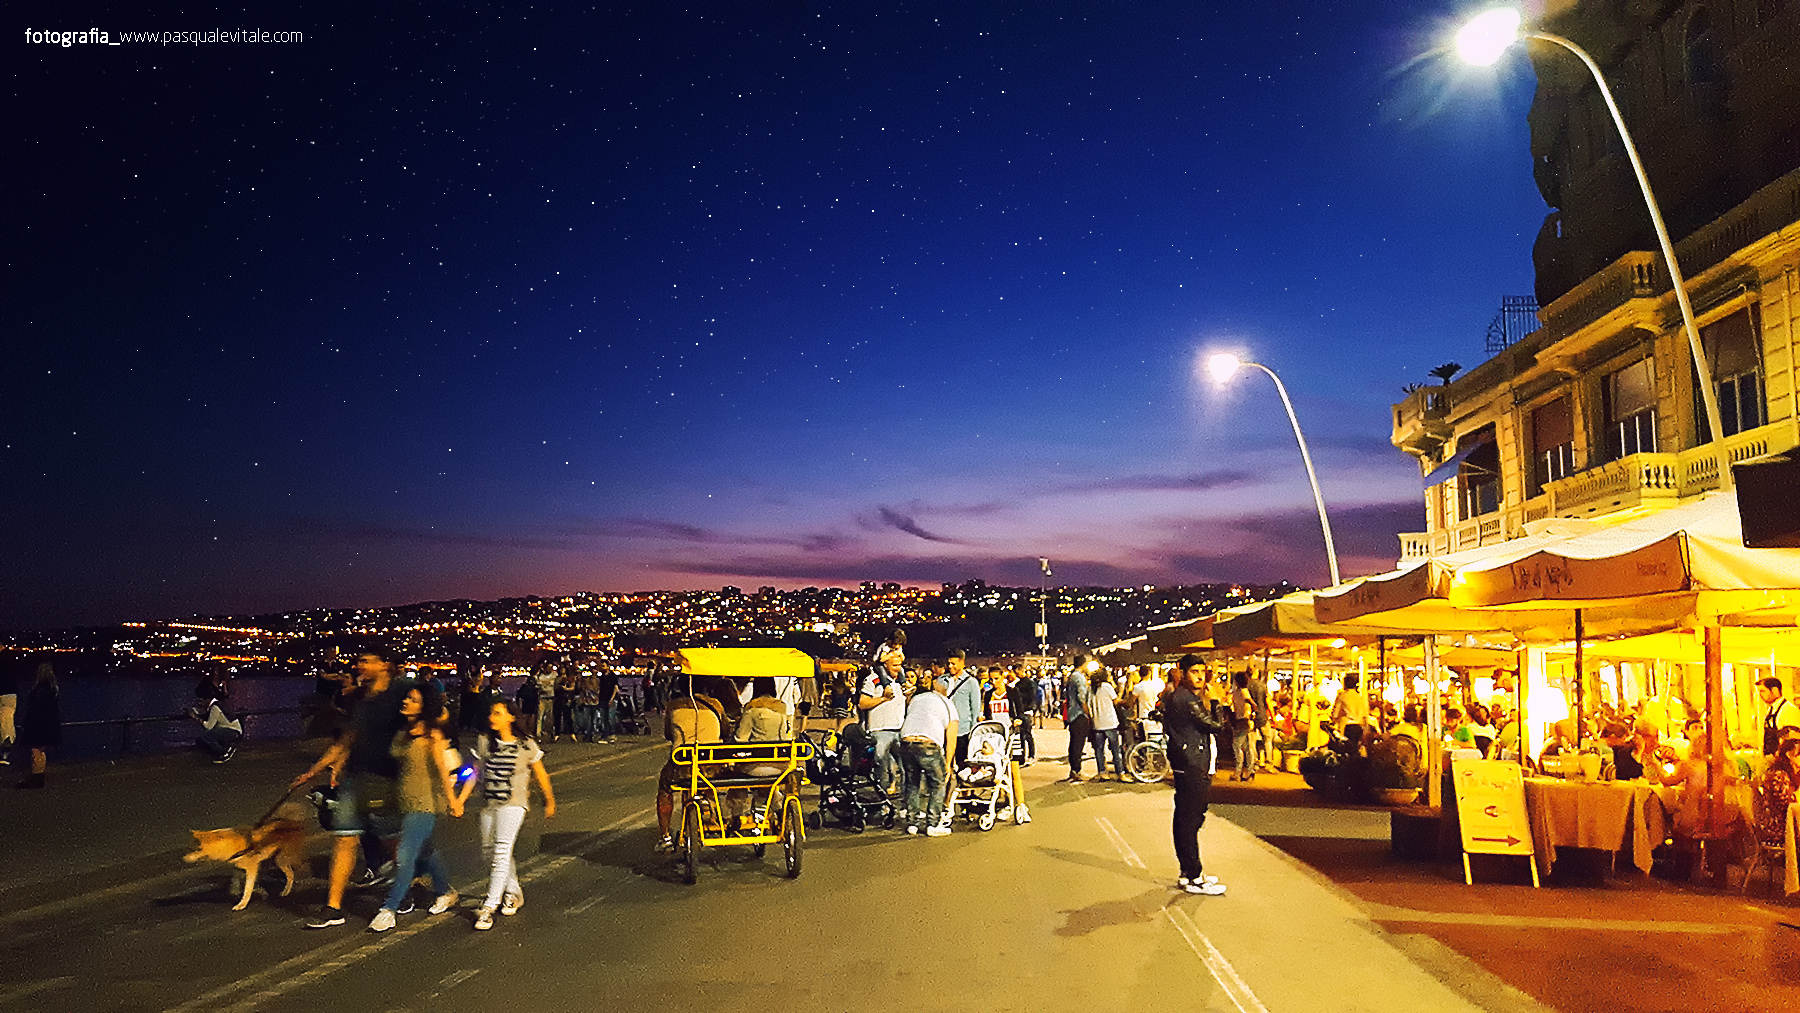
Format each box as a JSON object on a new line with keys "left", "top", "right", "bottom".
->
{"left": 292, "top": 650, "right": 408, "bottom": 929}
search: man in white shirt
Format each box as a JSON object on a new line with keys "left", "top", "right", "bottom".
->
{"left": 896, "top": 674, "right": 958, "bottom": 836}
{"left": 859, "top": 652, "right": 908, "bottom": 798}
{"left": 1761, "top": 677, "right": 1800, "bottom": 756}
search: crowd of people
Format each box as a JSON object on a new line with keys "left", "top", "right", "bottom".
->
{"left": 293, "top": 650, "right": 557, "bottom": 933}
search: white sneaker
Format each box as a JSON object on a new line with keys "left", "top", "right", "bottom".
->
{"left": 996, "top": 807, "right": 1014, "bottom": 822}
{"left": 500, "top": 893, "right": 523, "bottom": 916}
{"left": 906, "top": 825, "right": 919, "bottom": 835}
{"left": 474, "top": 907, "right": 494, "bottom": 930}
{"left": 429, "top": 890, "right": 459, "bottom": 915}
{"left": 368, "top": 908, "right": 397, "bottom": 932}
{"left": 1014, "top": 804, "right": 1032, "bottom": 824}
{"left": 924, "top": 825, "right": 950, "bottom": 837}
{"left": 1180, "top": 877, "right": 1225, "bottom": 895}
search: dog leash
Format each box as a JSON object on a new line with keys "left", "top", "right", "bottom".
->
{"left": 225, "top": 782, "right": 308, "bottom": 860}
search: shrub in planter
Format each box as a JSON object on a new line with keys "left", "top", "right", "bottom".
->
{"left": 1365, "top": 735, "right": 1424, "bottom": 804}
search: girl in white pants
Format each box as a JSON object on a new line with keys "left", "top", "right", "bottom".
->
{"left": 455, "top": 700, "right": 556, "bottom": 931}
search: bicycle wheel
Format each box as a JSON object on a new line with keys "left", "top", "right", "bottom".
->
{"left": 1127, "top": 741, "right": 1169, "bottom": 783}
{"left": 682, "top": 801, "right": 703, "bottom": 885}
{"left": 782, "top": 796, "right": 804, "bottom": 879}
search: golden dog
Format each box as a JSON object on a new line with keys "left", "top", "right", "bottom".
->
{"left": 184, "top": 818, "right": 308, "bottom": 910}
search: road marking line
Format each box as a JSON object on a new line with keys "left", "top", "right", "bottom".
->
{"left": 0, "top": 868, "right": 196, "bottom": 929}
{"left": 1094, "top": 816, "right": 1146, "bottom": 870}
{"left": 564, "top": 891, "right": 610, "bottom": 915}
{"left": 1164, "top": 905, "right": 1271, "bottom": 1013}
{"left": 161, "top": 806, "right": 654, "bottom": 1013}
{"left": 434, "top": 968, "right": 481, "bottom": 991}
{"left": 0, "top": 976, "right": 74, "bottom": 1006}
{"left": 545, "top": 741, "right": 664, "bottom": 777}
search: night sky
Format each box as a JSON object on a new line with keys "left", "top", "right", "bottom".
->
{"left": 6, "top": 2, "right": 1547, "bottom": 629}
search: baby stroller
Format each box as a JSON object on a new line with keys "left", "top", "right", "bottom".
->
{"left": 806, "top": 724, "right": 895, "bottom": 833}
{"left": 950, "top": 720, "right": 1014, "bottom": 831}
{"left": 614, "top": 693, "right": 652, "bottom": 736}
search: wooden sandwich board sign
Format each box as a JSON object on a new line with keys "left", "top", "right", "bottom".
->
{"left": 1451, "top": 756, "right": 1539, "bottom": 887}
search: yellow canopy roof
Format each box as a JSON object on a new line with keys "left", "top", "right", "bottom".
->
{"left": 676, "top": 647, "right": 815, "bottom": 679}
{"left": 1448, "top": 493, "right": 1800, "bottom": 627}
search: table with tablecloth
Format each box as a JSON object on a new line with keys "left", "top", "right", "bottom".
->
{"left": 1523, "top": 777, "right": 1668, "bottom": 875}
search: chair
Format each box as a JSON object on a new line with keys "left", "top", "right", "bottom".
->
{"left": 1741, "top": 782, "right": 1786, "bottom": 896}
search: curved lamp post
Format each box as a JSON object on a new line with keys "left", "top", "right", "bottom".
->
{"left": 1455, "top": 7, "right": 1731, "bottom": 490}
{"left": 1208, "top": 352, "right": 1342, "bottom": 585}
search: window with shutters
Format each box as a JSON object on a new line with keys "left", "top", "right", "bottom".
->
{"left": 1603, "top": 358, "right": 1657, "bottom": 461}
{"left": 1530, "top": 396, "right": 1574, "bottom": 496}
{"left": 1694, "top": 306, "right": 1765, "bottom": 441}
{"left": 1457, "top": 426, "right": 1501, "bottom": 521}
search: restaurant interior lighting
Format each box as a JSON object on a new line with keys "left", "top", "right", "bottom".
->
{"left": 1529, "top": 685, "right": 1570, "bottom": 724}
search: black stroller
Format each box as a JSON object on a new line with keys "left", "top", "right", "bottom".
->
{"left": 614, "top": 692, "right": 652, "bottom": 736}
{"left": 805, "top": 723, "right": 895, "bottom": 833}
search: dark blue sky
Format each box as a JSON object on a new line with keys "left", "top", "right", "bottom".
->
{"left": 5, "top": 1, "right": 1546, "bottom": 628}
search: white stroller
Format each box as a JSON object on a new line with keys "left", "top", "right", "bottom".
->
{"left": 950, "top": 720, "right": 1015, "bottom": 831}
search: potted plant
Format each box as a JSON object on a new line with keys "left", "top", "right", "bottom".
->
{"left": 1366, "top": 736, "right": 1424, "bottom": 806}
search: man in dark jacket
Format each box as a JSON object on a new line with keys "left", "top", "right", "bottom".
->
{"left": 1166, "top": 655, "right": 1226, "bottom": 895}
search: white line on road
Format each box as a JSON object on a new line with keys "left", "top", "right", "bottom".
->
{"left": 1165, "top": 905, "right": 1271, "bottom": 1013}
{"left": 0, "top": 868, "right": 197, "bottom": 930}
{"left": 1094, "top": 816, "right": 1146, "bottom": 870}
{"left": 545, "top": 741, "right": 665, "bottom": 778}
{"left": 0, "top": 976, "right": 74, "bottom": 1007}
{"left": 564, "top": 890, "right": 611, "bottom": 915}
{"left": 433, "top": 968, "right": 481, "bottom": 992}
{"left": 161, "top": 806, "right": 654, "bottom": 1013}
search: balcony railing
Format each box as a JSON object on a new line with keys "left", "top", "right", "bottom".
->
{"left": 1393, "top": 386, "right": 1453, "bottom": 456}
{"left": 1538, "top": 251, "right": 1663, "bottom": 339}
{"left": 1395, "top": 422, "right": 1795, "bottom": 562}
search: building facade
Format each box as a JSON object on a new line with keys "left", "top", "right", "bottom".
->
{"left": 1528, "top": 0, "right": 1800, "bottom": 307}
{"left": 1390, "top": 0, "right": 1800, "bottom": 559}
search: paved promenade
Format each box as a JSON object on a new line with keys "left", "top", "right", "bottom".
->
{"left": 0, "top": 733, "right": 1787, "bottom": 1013}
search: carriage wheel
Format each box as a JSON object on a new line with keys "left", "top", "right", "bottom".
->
{"left": 978, "top": 808, "right": 997, "bottom": 832}
{"left": 782, "top": 796, "right": 804, "bottom": 878}
{"left": 682, "top": 801, "right": 703, "bottom": 885}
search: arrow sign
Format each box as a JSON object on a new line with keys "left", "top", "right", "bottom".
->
{"left": 1452, "top": 756, "right": 1534, "bottom": 860}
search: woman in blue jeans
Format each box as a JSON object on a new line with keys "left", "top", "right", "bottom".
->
{"left": 370, "top": 683, "right": 463, "bottom": 932}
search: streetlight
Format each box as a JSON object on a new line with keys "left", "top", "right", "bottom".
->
{"left": 1454, "top": 7, "right": 1731, "bottom": 489}
{"left": 1207, "top": 352, "right": 1342, "bottom": 585}
{"left": 1037, "top": 557, "right": 1052, "bottom": 657}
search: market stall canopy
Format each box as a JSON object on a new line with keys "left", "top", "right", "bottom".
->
{"left": 1311, "top": 519, "right": 1594, "bottom": 637}
{"left": 1447, "top": 493, "right": 1800, "bottom": 626}
{"left": 1210, "top": 591, "right": 1393, "bottom": 650}
{"left": 1146, "top": 615, "right": 1214, "bottom": 652}
{"left": 1382, "top": 643, "right": 1519, "bottom": 669}
{"left": 677, "top": 647, "right": 815, "bottom": 679}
